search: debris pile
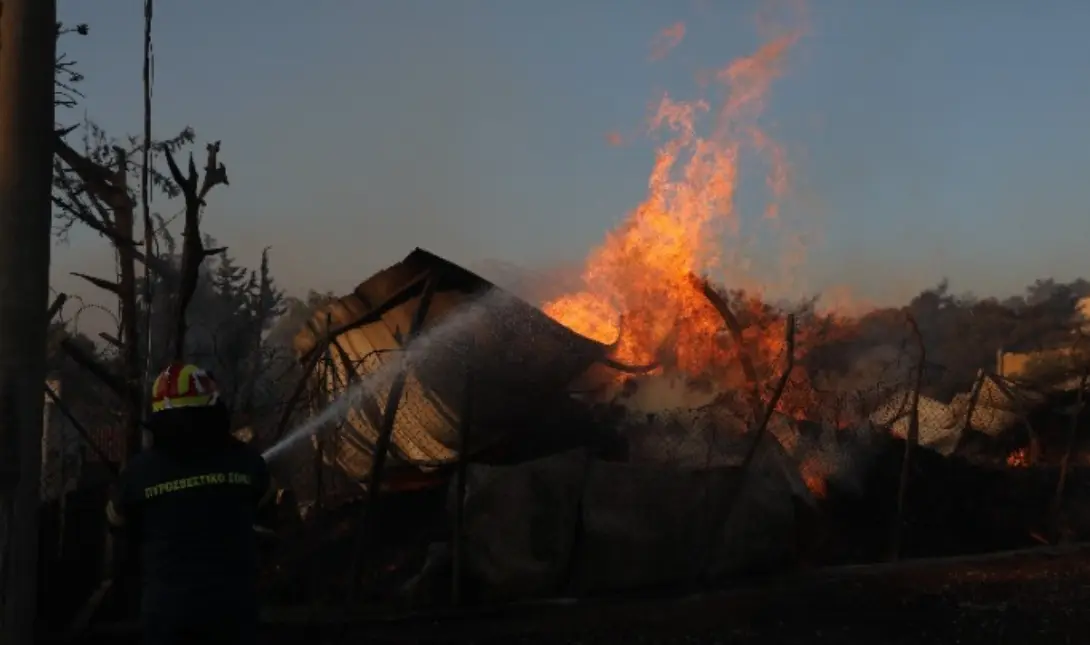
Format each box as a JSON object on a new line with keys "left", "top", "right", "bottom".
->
{"left": 264, "top": 249, "right": 1090, "bottom": 608}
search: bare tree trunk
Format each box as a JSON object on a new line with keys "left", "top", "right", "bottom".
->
{"left": 0, "top": 0, "right": 58, "bottom": 642}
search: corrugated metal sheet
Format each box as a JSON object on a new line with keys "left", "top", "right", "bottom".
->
{"left": 973, "top": 375, "right": 1044, "bottom": 411}
{"left": 869, "top": 373, "right": 1036, "bottom": 455}
{"left": 870, "top": 391, "right": 962, "bottom": 455}
{"left": 955, "top": 375, "right": 1036, "bottom": 436}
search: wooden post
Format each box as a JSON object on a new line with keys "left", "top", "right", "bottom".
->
{"left": 452, "top": 338, "right": 474, "bottom": 606}
{"left": 0, "top": 0, "right": 58, "bottom": 642}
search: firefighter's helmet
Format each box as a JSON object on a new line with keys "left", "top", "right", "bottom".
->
{"left": 150, "top": 362, "right": 220, "bottom": 414}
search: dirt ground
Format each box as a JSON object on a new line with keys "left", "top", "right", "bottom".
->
{"left": 245, "top": 544, "right": 1090, "bottom": 645}
{"left": 70, "top": 544, "right": 1090, "bottom": 644}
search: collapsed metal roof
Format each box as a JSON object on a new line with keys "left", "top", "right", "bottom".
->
{"left": 292, "top": 248, "right": 615, "bottom": 482}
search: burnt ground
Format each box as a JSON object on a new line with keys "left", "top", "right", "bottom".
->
{"left": 241, "top": 544, "right": 1090, "bottom": 645}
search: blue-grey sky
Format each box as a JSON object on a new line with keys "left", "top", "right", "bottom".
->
{"left": 53, "top": 0, "right": 1090, "bottom": 333}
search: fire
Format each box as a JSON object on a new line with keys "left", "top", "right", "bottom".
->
{"left": 543, "top": 23, "right": 828, "bottom": 414}
{"left": 1006, "top": 447, "right": 1029, "bottom": 468}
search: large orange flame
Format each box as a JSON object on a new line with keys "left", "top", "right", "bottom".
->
{"left": 544, "top": 29, "right": 812, "bottom": 406}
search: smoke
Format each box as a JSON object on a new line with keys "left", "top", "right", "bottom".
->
{"left": 815, "top": 343, "right": 906, "bottom": 394}
{"left": 614, "top": 373, "right": 718, "bottom": 413}
{"left": 468, "top": 259, "right": 585, "bottom": 306}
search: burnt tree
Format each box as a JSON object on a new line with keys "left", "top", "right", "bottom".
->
{"left": 162, "top": 142, "right": 228, "bottom": 361}
{"left": 53, "top": 132, "right": 228, "bottom": 460}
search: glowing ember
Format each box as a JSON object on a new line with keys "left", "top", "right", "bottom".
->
{"left": 798, "top": 456, "right": 828, "bottom": 499}
{"left": 1006, "top": 447, "right": 1029, "bottom": 468}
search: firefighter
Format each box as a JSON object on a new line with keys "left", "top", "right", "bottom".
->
{"left": 105, "top": 363, "right": 274, "bottom": 645}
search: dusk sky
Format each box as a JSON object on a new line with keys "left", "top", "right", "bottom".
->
{"left": 53, "top": 0, "right": 1090, "bottom": 334}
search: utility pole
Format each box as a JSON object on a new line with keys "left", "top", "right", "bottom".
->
{"left": 0, "top": 0, "right": 58, "bottom": 642}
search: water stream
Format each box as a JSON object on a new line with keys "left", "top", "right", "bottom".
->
{"left": 261, "top": 290, "right": 514, "bottom": 463}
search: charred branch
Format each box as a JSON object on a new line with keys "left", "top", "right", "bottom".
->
{"left": 53, "top": 138, "right": 133, "bottom": 212}
{"left": 599, "top": 357, "right": 660, "bottom": 374}
{"left": 599, "top": 314, "right": 665, "bottom": 374}
{"left": 97, "top": 333, "right": 122, "bottom": 350}
{"left": 748, "top": 315, "right": 796, "bottom": 462}
{"left": 70, "top": 272, "right": 120, "bottom": 296}
{"left": 46, "top": 293, "right": 68, "bottom": 322}
{"left": 688, "top": 273, "right": 763, "bottom": 421}
{"left": 52, "top": 157, "right": 117, "bottom": 234}
{"left": 53, "top": 138, "right": 174, "bottom": 278}
{"left": 62, "top": 217, "right": 172, "bottom": 275}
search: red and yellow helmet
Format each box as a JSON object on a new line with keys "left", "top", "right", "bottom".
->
{"left": 150, "top": 363, "right": 220, "bottom": 413}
